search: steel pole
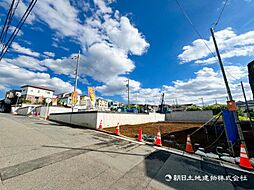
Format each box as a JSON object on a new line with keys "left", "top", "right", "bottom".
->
{"left": 241, "top": 81, "right": 254, "bottom": 136}
{"left": 72, "top": 50, "right": 80, "bottom": 112}
{"left": 210, "top": 28, "right": 246, "bottom": 151}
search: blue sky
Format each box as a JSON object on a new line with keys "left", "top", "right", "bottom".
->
{"left": 0, "top": 0, "right": 254, "bottom": 105}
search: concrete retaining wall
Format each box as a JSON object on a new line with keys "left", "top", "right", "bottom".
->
{"left": 49, "top": 112, "right": 165, "bottom": 129}
{"left": 16, "top": 106, "right": 34, "bottom": 115}
{"left": 97, "top": 112, "right": 165, "bottom": 129}
{"left": 38, "top": 107, "right": 75, "bottom": 118}
{"left": 165, "top": 111, "right": 213, "bottom": 122}
{"left": 50, "top": 112, "right": 97, "bottom": 129}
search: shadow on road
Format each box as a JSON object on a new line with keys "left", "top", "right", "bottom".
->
{"left": 144, "top": 150, "right": 254, "bottom": 190}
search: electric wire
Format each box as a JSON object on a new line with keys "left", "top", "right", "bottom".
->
{"left": 0, "top": 0, "right": 15, "bottom": 44}
{"left": 2, "top": 0, "right": 21, "bottom": 44}
{"left": 175, "top": 0, "right": 217, "bottom": 60}
{"left": 214, "top": 0, "right": 229, "bottom": 29}
{"left": 0, "top": 0, "right": 37, "bottom": 61}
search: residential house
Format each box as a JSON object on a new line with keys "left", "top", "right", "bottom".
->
{"left": 96, "top": 98, "right": 109, "bottom": 111}
{"left": 21, "top": 85, "right": 54, "bottom": 104}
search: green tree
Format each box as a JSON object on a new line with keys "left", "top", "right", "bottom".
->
{"left": 203, "top": 104, "right": 226, "bottom": 115}
{"left": 186, "top": 106, "right": 202, "bottom": 111}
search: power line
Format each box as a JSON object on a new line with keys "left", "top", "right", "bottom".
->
{"left": 214, "top": 0, "right": 229, "bottom": 29}
{"left": 0, "top": 0, "right": 37, "bottom": 61}
{"left": 2, "top": 0, "right": 21, "bottom": 44}
{"left": 0, "top": 0, "right": 15, "bottom": 44}
{"left": 175, "top": 0, "right": 217, "bottom": 60}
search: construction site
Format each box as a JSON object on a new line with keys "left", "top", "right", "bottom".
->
{"left": 1, "top": 0, "right": 254, "bottom": 190}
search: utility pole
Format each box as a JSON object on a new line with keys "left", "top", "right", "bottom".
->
{"left": 127, "top": 79, "right": 130, "bottom": 108}
{"left": 200, "top": 97, "right": 205, "bottom": 108}
{"left": 210, "top": 28, "right": 246, "bottom": 150}
{"left": 160, "top": 93, "right": 165, "bottom": 113}
{"left": 240, "top": 81, "right": 254, "bottom": 136}
{"left": 72, "top": 50, "right": 80, "bottom": 112}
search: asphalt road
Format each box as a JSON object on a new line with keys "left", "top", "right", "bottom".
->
{"left": 0, "top": 113, "right": 253, "bottom": 190}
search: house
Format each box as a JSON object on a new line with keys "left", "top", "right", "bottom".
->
{"left": 80, "top": 95, "right": 94, "bottom": 109}
{"left": 21, "top": 85, "right": 54, "bottom": 104}
{"left": 57, "top": 92, "right": 80, "bottom": 107}
{"left": 236, "top": 100, "right": 254, "bottom": 112}
{"left": 96, "top": 98, "right": 109, "bottom": 110}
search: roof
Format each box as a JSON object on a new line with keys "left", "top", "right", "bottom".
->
{"left": 21, "top": 85, "right": 54, "bottom": 92}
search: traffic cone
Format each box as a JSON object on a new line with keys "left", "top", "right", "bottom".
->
{"left": 115, "top": 123, "right": 120, "bottom": 136}
{"left": 137, "top": 127, "right": 143, "bottom": 142}
{"left": 154, "top": 129, "right": 162, "bottom": 146}
{"left": 239, "top": 144, "right": 253, "bottom": 170}
{"left": 185, "top": 135, "right": 194, "bottom": 153}
{"left": 99, "top": 120, "right": 103, "bottom": 129}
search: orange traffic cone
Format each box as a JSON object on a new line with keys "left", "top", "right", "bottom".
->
{"left": 239, "top": 144, "right": 253, "bottom": 170}
{"left": 115, "top": 123, "right": 120, "bottom": 135}
{"left": 154, "top": 129, "right": 162, "bottom": 146}
{"left": 99, "top": 120, "right": 103, "bottom": 129}
{"left": 137, "top": 127, "right": 143, "bottom": 142}
{"left": 185, "top": 135, "right": 194, "bottom": 153}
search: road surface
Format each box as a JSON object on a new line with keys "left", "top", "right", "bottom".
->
{"left": 0, "top": 113, "right": 253, "bottom": 190}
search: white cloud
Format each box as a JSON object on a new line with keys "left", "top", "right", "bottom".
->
{"left": 103, "top": 16, "right": 149, "bottom": 55}
{"left": 8, "top": 26, "right": 23, "bottom": 36}
{"left": 7, "top": 0, "right": 148, "bottom": 97}
{"left": 11, "top": 42, "right": 40, "bottom": 57}
{"left": 0, "top": 61, "right": 79, "bottom": 94}
{"left": 43, "top": 51, "right": 55, "bottom": 57}
{"left": 93, "top": 0, "right": 113, "bottom": 13}
{"left": 96, "top": 77, "right": 140, "bottom": 96}
{"left": 3, "top": 55, "right": 47, "bottom": 71}
{"left": 178, "top": 27, "right": 254, "bottom": 64}
{"left": 128, "top": 66, "right": 251, "bottom": 105}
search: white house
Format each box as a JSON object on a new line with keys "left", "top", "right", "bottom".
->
{"left": 21, "top": 85, "right": 54, "bottom": 104}
{"left": 96, "top": 98, "right": 109, "bottom": 111}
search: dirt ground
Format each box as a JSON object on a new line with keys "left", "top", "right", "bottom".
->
{"left": 103, "top": 121, "right": 203, "bottom": 138}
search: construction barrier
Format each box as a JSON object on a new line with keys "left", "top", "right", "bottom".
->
{"left": 185, "top": 135, "right": 194, "bottom": 153}
{"left": 137, "top": 127, "right": 143, "bottom": 142}
{"left": 239, "top": 144, "right": 253, "bottom": 170}
{"left": 154, "top": 129, "right": 162, "bottom": 146}
{"left": 115, "top": 123, "right": 120, "bottom": 136}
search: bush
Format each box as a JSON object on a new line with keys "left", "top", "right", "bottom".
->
{"left": 22, "top": 100, "right": 32, "bottom": 104}
{"left": 186, "top": 106, "right": 202, "bottom": 111}
{"left": 203, "top": 104, "right": 226, "bottom": 115}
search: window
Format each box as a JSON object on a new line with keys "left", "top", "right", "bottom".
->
{"left": 47, "top": 91, "right": 50, "bottom": 94}
{"left": 38, "top": 90, "right": 40, "bottom": 93}
{"left": 30, "top": 89, "right": 33, "bottom": 92}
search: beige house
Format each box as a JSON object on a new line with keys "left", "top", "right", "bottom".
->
{"left": 21, "top": 85, "right": 54, "bottom": 104}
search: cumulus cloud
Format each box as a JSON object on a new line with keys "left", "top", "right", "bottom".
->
{"left": 43, "top": 51, "right": 55, "bottom": 57}
{"left": 3, "top": 55, "right": 46, "bottom": 71}
{"left": 0, "top": 61, "right": 80, "bottom": 94}
{"left": 11, "top": 42, "right": 40, "bottom": 57}
{"left": 0, "top": 0, "right": 149, "bottom": 98}
{"left": 129, "top": 66, "right": 251, "bottom": 105}
{"left": 178, "top": 27, "right": 254, "bottom": 64}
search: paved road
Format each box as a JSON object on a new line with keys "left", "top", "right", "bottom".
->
{"left": 0, "top": 113, "right": 253, "bottom": 190}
